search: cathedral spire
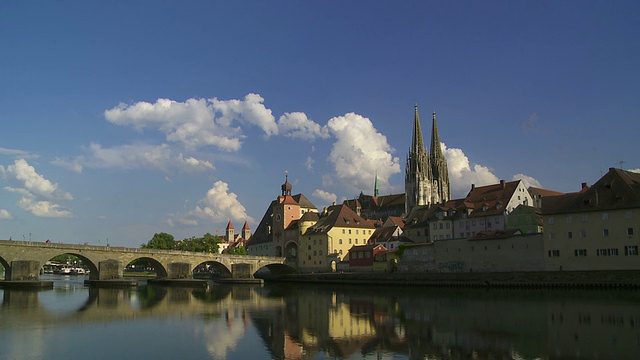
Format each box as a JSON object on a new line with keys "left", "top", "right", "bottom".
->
{"left": 405, "top": 104, "right": 433, "bottom": 213}
{"left": 411, "top": 104, "right": 428, "bottom": 158}
{"left": 430, "top": 111, "right": 450, "bottom": 204}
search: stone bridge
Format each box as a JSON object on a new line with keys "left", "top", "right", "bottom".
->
{"left": 0, "top": 240, "right": 288, "bottom": 281}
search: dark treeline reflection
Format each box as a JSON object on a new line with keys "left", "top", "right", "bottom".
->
{"left": 251, "top": 284, "right": 640, "bottom": 360}
{"left": 2, "top": 282, "right": 640, "bottom": 359}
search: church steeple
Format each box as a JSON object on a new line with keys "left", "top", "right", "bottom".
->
{"left": 430, "top": 111, "right": 450, "bottom": 204}
{"left": 405, "top": 104, "right": 433, "bottom": 213}
{"left": 410, "top": 104, "right": 429, "bottom": 160}
{"left": 281, "top": 170, "right": 292, "bottom": 196}
{"left": 374, "top": 171, "right": 379, "bottom": 197}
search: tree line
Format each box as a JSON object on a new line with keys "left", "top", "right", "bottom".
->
{"left": 141, "top": 232, "right": 247, "bottom": 255}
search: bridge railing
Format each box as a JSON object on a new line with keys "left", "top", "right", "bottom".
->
{"left": 0, "top": 239, "right": 285, "bottom": 262}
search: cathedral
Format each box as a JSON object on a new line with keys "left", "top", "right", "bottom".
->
{"left": 405, "top": 104, "right": 450, "bottom": 213}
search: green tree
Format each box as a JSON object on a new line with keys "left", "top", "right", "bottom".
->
{"left": 226, "top": 245, "right": 248, "bottom": 255}
{"left": 175, "top": 233, "right": 221, "bottom": 253}
{"left": 142, "top": 232, "right": 176, "bottom": 250}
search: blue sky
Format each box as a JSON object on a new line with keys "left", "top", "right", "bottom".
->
{"left": 1, "top": 1, "right": 638, "bottom": 247}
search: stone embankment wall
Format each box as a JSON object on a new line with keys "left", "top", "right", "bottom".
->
{"left": 272, "top": 270, "right": 640, "bottom": 289}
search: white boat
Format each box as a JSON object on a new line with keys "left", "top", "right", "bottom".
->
{"left": 59, "top": 265, "right": 87, "bottom": 275}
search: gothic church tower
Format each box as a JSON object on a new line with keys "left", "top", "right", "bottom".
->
{"left": 405, "top": 104, "right": 450, "bottom": 213}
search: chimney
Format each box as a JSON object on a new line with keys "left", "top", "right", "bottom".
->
{"left": 500, "top": 180, "right": 506, "bottom": 189}
{"left": 471, "top": 184, "right": 475, "bottom": 191}
{"left": 582, "top": 182, "right": 588, "bottom": 189}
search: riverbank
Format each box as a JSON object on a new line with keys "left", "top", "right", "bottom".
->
{"left": 268, "top": 270, "right": 640, "bottom": 289}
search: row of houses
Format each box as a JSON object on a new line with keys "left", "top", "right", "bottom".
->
{"left": 243, "top": 167, "right": 639, "bottom": 274}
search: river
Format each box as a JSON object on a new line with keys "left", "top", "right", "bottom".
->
{"left": 1, "top": 274, "right": 639, "bottom": 359}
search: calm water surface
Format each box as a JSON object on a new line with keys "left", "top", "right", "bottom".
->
{"left": 1, "top": 274, "right": 640, "bottom": 360}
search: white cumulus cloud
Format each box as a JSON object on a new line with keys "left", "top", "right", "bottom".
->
{"left": 512, "top": 173, "right": 542, "bottom": 188}
{"left": 56, "top": 143, "right": 215, "bottom": 173}
{"left": 5, "top": 159, "right": 73, "bottom": 201}
{"left": 326, "top": 113, "right": 401, "bottom": 194}
{"left": 312, "top": 189, "right": 337, "bottom": 207}
{"left": 277, "top": 112, "right": 329, "bottom": 140}
{"left": 442, "top": 143, "right": 500, "bottom": 198}
{"left": 168, "top": 181, "right": 254, "bottom": 227}
{"left": 0, "top": 209, "right": 13, "bottom": 220}
{"left": 17, "top": 197, "right": 72, "bottom": 218}
{"left": 104, "top": 93, "right": 277, "bottom": 151}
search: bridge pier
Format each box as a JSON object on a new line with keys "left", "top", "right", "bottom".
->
{"left": 0, "top": 260, "right": 53, "bottom": 289}
{"left": 99, "top": 260, "right": 123, "bottom": 280}
{"left": 167, "top": 262, "right": 192, "bottom": 279}
{"left": 231, "top": 263, "right": 255, "bottom": 279}
{"left": 10, "top": 260, "right": 40, "bottom": 281}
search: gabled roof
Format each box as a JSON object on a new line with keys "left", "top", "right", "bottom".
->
{"left": 403, "top": 205, "right": 432, "bottom": 229}
{"left": 368, "top": 225, "right": 400, "bottom": 244}
{"left": 464, "top": 180, "right": 522, "bottom": 217}
{"left": 542, "top": 168, "right": 640, "bottom": 215}
{"left": 304, "top": 204, "right": 374, "bottom": 235}
{"left": 385, "top": 216, "right": 405, "bottom": 228}
{"left": 292, "top": 193, "right": 317, "bottom": 209}
{"left": 244, "top": 200, "right": 276, "bottom": 247}
{"left": 528, "top": 187, "right": 564, "bottom": 197}
{"left": 299, "top": 211, "right": 320, "bottom": 222}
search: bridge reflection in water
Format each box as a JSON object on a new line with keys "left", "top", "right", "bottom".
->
{"left": 2, "top": 276, "right": 640, "bottom": 359}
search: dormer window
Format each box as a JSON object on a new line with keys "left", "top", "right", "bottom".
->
{"left": 496, "top": 204, "right": 502, "bottom": 210}
{"left": 482, "top": 204, "right": 489, "bottom": 211}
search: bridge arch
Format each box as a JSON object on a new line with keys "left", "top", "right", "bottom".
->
{"left": 125, "top": 257, "right": 168, "bottom": 279}
{"left": 41, "top": 251, "right": 99, "bottom": 280}
{"left": 192, "top": 261, "right": 232, "bottom": 278}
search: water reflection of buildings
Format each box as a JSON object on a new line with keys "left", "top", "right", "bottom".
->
{"left": 248, "top": 285, "right": 640, "bottom": 360}
{"left": 3, "top": 284, "right": 640, "bottom": 359}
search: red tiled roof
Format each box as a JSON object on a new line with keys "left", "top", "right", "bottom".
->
{"left": 543, "top": 168, "right": 640, "bottom": 215}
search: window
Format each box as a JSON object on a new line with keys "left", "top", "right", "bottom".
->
{"left": 603, "top": 229, "right": 609, "bottom": 237}
{"left": 433, "top": 223, "right": 437, "bottom": 230}
{"left": 582, "top": 214, "right": 589, "bottom": 222}
{"left": 358, "top": 252, "right": 363, "bottom": 259}
{"left": 566, "top": 216, "right": 573, "bottom": 223}
{"left": 439, "top": 223, "right": 443, "bottom": 230}
{"left": 568, "top": 231, "right": 573, "bottom": 239}
{"left": 349, "top": 239, "right": 352, "bottom": 244}
{"left": 365, "top": 252, "right": 371, "bottom": 258}
{"left": 602, "top": 213, "right": 609, "bottom": 220}
{"left": 626, "top": 211, "right": 633, "bottom": 219}
{"left": 580, "top": 230, "right": 587, "bottom": 238}
{"left": 628, "top": 228, "right": 635, "bottom": 236}
{"left": 548, "top": 217, "right": 556, "bottom": 225}
{"left": 348, "top": 229, "right": 352, "bottom": 234}
{"left": 355, "top": 239, "right": 359, "bottom": 244}
{"left": 356, "top": 230, "right": 359, "bottom": 235}
{"left": 351, "top": 253, "right": 357, "bottom": 259}
{"left": 548, "top": 250, "right": 560, "bottom": 257}
{"left": 597, "top": 248, "right": 619, "bottom": 256}
{"left": 342, "top": 229, "right": 345, "bottom": 234}
{"left": 574, "top": 249, "right": 587, "bottom": 257}
{"left": 339, "top": 239, "right": 343, "bottom": 244}
{"left": 548, "top": 233, "right": 554, "bottom": 240}
{"left": 319, "top": 239, "right": 322, "bottom": 245}
{"left": 625, "top": 245, "right": 638, "bottom": 256}
{"left": 446, "top": 222, "right": 450, "bottom": 229}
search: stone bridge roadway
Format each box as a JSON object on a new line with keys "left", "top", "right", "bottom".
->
{"left": 0, "top": 240, "right": 288, "bottom": 281}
